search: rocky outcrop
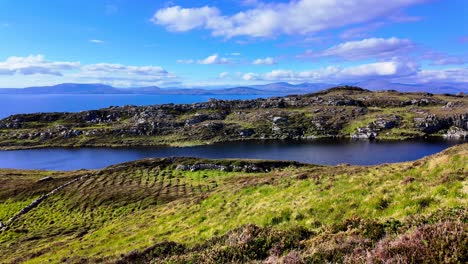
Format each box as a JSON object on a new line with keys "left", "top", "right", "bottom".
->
{"left": 351, "top": 116, "right": 401, "bottom": 139}
{"left": 0, "top": 87, "right": 466, "bottom": 148}
{"left": 351, "top": 128, "right": 378, "bottom": 139}
{"left": 444, "top": 127, "right": 468, "bottom": 139}
{"left": 176, "top": 163, "right": 264, "bottom": 173}
{"left": 414, "top": 114, "right": 468, "bottom": 133}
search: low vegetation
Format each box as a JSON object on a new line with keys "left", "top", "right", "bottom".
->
{"left": 0, "top": 143, "right": 466, "bottom": 263}
{"left": 0, "top": 87, "right": 467, "bottom": 150}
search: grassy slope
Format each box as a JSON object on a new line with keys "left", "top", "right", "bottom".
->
{"left": 0, "top": 144, "right": 466, "bottom": 263}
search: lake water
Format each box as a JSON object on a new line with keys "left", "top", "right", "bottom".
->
{"left": 0, "top": 139, "right": 463, "bottom": 170}
{"left": 0, "top": 94, "right": 279, "bottom": 119}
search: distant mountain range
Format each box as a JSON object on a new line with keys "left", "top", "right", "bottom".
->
{"left": 0, "top": 81, "right": 466, "bottom": 95}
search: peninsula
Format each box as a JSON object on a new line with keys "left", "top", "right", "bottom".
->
{"left": 0, "top": 86, "right": 467, "bottom": 150}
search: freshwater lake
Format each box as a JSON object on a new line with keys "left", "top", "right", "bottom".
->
{"left": 0, "top": 139, "right": 463, "bottom": 170}
{"left": 0, "top": 94, "right": 464, "bottom": 170}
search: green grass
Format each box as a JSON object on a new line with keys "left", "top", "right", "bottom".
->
{"left": 0, "top": 144, "right": 466, "bottom": 263}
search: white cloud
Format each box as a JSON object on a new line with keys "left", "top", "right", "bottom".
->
{"left": 0, "top": 55, "right": 79, "bottom": 76}
{"left": 253, "top": 57, "right": 276, "bottom": 65}
{"left": 152, "top": 0, "right": 429, "bottom": 38}
{"left": 219, "top": 72, "right": 229, "bottom": 78}
{"left": 198, "top": 54, "right": 229, "bottom": 64}
{"left": 89, "top": 39, "right": 105, "bottom": 44}
{"left": 78, "top": 63, "right": 178, "bottom": 86}
{"left": 0, "top": 55, "right": 178, "bottom": 87}
{"left": 411, "top": 68, "right": 468, "bottom": 83}
{"left": 301, "top": 37, "right": 414, "bottom": 60}
{"left": 242, "top": 72, "right": 259, "bottom": 81}
{"left": 82, "top": 63, "right": 168, "bottom": 75}
{"left": 241, "top": 60, "right": 419, "bottom": 83}
{"left": 178, "top": 54, "right": 230, "bottom": 65}
{"left": 152, "top": 6, "right": 219, "bottom": 32}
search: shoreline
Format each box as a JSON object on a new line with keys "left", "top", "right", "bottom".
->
{"left": 1, "top": 88, "right": 466, "bottom": 151}
{"left": 1, "top": 134, "right": 465, "bottom": 151}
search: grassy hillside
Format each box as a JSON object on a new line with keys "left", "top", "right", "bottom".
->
{"left": 0, "top": 87, "right": 467, "bottom": 150}
{"left": 0, "top": 144, "right": 466, "bottom": 263}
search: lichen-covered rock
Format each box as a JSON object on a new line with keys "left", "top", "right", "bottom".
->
{"left": 444, "top": 127, "right": 468, "bottom": 139}
{"left": 414, "top": 114, "right": 468, "bottom": 133}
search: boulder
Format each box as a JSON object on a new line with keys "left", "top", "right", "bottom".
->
{"left": 444, "top": 127, "right": 468, "bottom": 139}
{"left": 239, "top": 128, "right": 254, "bottom": 137}
{"left": 272, "top": 116, "right": 288, "bottom": 123}
{"left": 351, "top": 127, "right": 377, "bottom": 139}
{"left": 37, "top": 176, "right": 54, "bottom": 183}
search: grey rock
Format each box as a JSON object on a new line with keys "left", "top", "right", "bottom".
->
{"left": 444, "top": 127, "right": 468, "bottom": 139}
{"left": 37, "top": 176, "right": 53, "bottom": 183}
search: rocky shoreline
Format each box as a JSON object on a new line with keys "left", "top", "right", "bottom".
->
{"left": 0, "top": 86, "right": 467, "bottom": 150}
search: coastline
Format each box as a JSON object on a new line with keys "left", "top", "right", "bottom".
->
{"left": 0, "top": 134, "right": 465, "bottom": 151}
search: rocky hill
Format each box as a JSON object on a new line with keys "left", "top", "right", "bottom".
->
{"left": 0, "top": 144, "right": 466, "bottom": 263}
{"left": 0, "top": 86, "right": 466, "bottom": 150}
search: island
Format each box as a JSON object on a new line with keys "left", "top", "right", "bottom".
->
{"left": 0, "top": 86, "right": 467, "bottom": 150}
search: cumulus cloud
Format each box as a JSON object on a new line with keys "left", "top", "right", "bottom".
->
{"left": 0, "top": 55, "right": 178, "bottom": 87}
{"left": 0, "top": 55, "right": 79, "bottom": 76}
{"left": 411, "top": 68, "right": 468, "bottom": 83}
{"left": 152, "top": 6, "right": 219, "bottom": 32}
{"left": 178, "top": 54, "right": 230, "bottom": 65}
{"left": 301, "top": 37, "right": 415, "bottom": 60}
{"left": 151, "top": 0, "right": 429, "bottom": 38}
{"left": 241, "top": 60, "right": 419, "bottom": 83}
{"left": 242, "top": 72, "right": 259, "bottom": 81}
{"left": 79, "top": 63, "right": 177, "bottom": 86}
{"left": 253, "top": 57, "right": 276, "bottom": 65}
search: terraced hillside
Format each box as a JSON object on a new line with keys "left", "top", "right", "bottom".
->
{"left": 0, "top": 87, "right": 467, "bottom": 150}
{"left": 0, "top": 144, "right": 466, "bottom": 263}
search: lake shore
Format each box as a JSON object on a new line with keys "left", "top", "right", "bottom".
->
{"left": 0, "top": 138, "right": 464, "bottom": 170}
{"left": 1, "top": 87, "right": 467, "bottom": 150}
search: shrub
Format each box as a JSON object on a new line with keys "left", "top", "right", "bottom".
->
{"left": 367, "top": 221, "right": 468, "bottom": 264}
{"left": 116, "top": 241, "right": 185, "bottom": 264}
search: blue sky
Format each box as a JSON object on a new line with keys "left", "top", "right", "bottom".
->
{"left": 0, "top": 0, "right": 467, "bottom": 88}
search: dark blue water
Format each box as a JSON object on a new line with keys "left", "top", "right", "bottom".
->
{"left": 0, "top": 94, "right": 279, "bottom": 119}
{"left": 0, "top": 139, "right": 462, "bottom": 170}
